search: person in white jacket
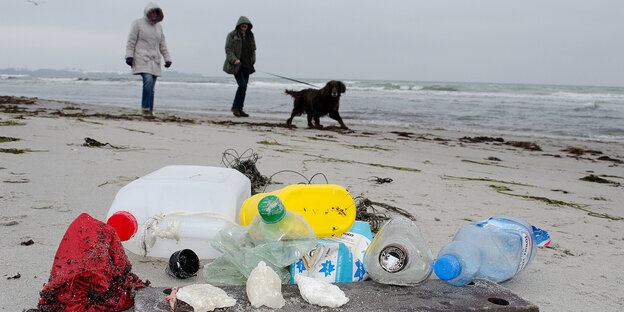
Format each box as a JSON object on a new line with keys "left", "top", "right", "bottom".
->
{"left": 125, "top": 2, "right": 172, "bottom": 116}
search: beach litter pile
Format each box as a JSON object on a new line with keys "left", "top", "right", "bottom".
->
{"left": 35, "top": 162, "right": 549, "bottom": 311}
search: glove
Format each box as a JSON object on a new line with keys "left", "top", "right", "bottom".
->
{"left": 125, "top": 57, "right": 133, "bottom": 67}
{"left": 165, "top": 61, "right": 172, "bottom": 68}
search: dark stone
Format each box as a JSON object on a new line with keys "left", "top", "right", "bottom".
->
{"left": 134, "top": 279, "right": 539, "bottom": 312}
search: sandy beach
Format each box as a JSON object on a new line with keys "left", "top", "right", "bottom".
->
{"left": 1, "top": 96, "right": 623, "bottom": 311}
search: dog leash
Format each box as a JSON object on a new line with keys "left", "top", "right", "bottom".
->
{"left": 260, "top": 71, "right": 320, "bottom": 89}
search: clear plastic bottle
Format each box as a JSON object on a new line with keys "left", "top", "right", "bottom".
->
{"left": 247, "top": 195, "right": 317, "bottom": 246}
{"left": 203, "top": 195, "right": 317, "bottom": 285}
{"left": 363, "top": 217, "right": 434, "bottom": 286}
{"left": 434, "top": 216, "right": 550, "bottom": 286}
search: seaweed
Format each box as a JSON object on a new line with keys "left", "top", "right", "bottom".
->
{"left": 0, "top": 95, "right": 37, "bottom": 105}
{"left": 0, "top": 148, "right": 37, "bottom": 154}
{"left": 461, "top": 159, "right": 514, "bottom": 168}
{"left": 391, "top": 131, "right": 415, "bottom": 138}
{"left": 119, "top": 127, "right": 154, "bottom": 135}
{"left": 77, "top": 118, "right": 104, "bottom": 125}
{"left": 369, "top": 163, "right": 420, "bottom": 172}
{"left": 304, "top": 153, "right": 421, "bottom": 172}
{"left": 460, "top": 136, "right": 504, "bottom": 143}
{"left": 222, "top": 149, "right": 269, "bottom": 195}
{"left": 596, "top": 156, "right": 623, "bottom": 164}
{"left": 504, "top": 141, "right": 542, "bottom": 151}
{"left": 459, "top": 136, "right": 542, "bottom": 151}
{"left": 0, "top": 136, "right": 20, "bottom": 143}
{"left": 354, "top": 196, "right": 416, "bottom": 233}
{"left": 3, "top": 178, "right": 30, "bottom": 183}
{"left": 212, "top": 120, "right": 298, "bottom": 129}
{"left": 488, "top": 184, "right": 623, "bottom": 221}
{"left": 306, "top": 136, "right": 338, "bottom": 142}
{"left": 51, "top": 110, "right": 196, "bottom": 124}
{"left": 346, "top": 144, "right": 392, "bottom": 151}
{"left": 370, "top": 176, "right": 393, "bottom": 184}
{"left": 442, "top": 175, "right": 533, "bottom": 186}
{"left": 0, "top": 120, "right": 26, "bottom": 126}
{"left": 562, "top": 146, "right": 603, "bottom": 156}
{"left": 83, "top": 137, "right": 125, "bottom": 149}
{"left": 257, "top": 138, "right": 282, "bottom": 145}
{"left": 580, "top": 174, "right": 620, "bottom": 186}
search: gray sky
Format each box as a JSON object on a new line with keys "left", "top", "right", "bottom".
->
{"left": 2, "top": 0, "right": 623, "bottom": 86}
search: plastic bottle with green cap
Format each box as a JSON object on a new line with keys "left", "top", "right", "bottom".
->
{"left": 248, "top": 195, "right": 317, "bottom": 244}
{"left": 203, "top": 195, "right": 317, "bottom": 285}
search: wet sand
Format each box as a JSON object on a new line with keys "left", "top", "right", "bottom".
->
{"left": 1, "top": 96, "right": 623, "bottom": 311}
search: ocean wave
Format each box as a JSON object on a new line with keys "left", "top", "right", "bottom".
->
{"left": 0, "top": 74, "right": 29, "bottom": 79}
{"left": 420, "top": 85, "right": 460, "bottom": 92}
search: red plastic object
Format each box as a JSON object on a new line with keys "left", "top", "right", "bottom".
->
{"left": 107, "top": 211, "right": 138, "bottom": 241}
{"left": 38, "top": 213, "right": 148, "bottom": 311}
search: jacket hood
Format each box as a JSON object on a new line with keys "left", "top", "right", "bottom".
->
{"left": 144, "top": 2, "right": 164, "bottom": 24}
{"left": 235, "top": 16, "right": 253, "bottom": 30}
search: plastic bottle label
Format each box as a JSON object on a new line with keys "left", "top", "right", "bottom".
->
{"left": 476, "top": 218, "right": 533, "bottom": 272}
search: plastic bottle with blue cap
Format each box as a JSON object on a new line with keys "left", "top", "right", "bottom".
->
{"left": 434, "top": 216, "right": 551, "bottom": 286}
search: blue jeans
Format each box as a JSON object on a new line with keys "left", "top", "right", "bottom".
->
{"left": 232, "top": 67, "right": 251, "bottom": 110}
{"left": 140, "top": 73, "right": 157, "bottom": 111}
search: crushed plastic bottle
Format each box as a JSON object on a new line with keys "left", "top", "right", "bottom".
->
{"left": 434, "top": 216, "right": 551, "bottom": 286}
{"left": 363, "top": 217, "right": 434, "bottom": 286}
{"left": 203, "top": 195, "right": 317, "bottom": 285}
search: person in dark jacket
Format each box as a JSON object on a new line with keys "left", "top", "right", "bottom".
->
{"left": 224, "top": 16, "right": 256, "bottom": 117}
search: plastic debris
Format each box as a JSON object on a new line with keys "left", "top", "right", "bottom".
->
{"left": 175, "top": 284, "right": 236, "bottom": 312}
{"left": 246, "top": 261, "right": 286, "bottom": 309}
{"left": 204, "top": 196, "right": 316, "bottom": 285}
{"left": 106, "top": 165, "right": 250, "bottom": 259}
{"left": 291, "top": 221, "right": 373, "bottom": 283}
{"left": 165, "top": 287, "right": 178, "bottom": 311}
{"left": 294, "top": 274, "right": 349, "bottom": 308}
{"left": 239, "top": 184, "right": 356, "bottom": 237}
{"left": 435, "top": 216, "right": 550, "bottom": 286}
{"left": 38, "top": 213, "right": 147, "bottom": 311}
{"left": 364, "top": 217, "right": 434, "bottom": 286}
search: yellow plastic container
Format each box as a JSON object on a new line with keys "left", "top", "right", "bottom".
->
{"left": 239, "top": 184, "right": 356, "bottom": 237}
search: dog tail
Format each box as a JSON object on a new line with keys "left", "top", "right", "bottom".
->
{"left": 285, "top": 89, "right": 300, "bottom": 98}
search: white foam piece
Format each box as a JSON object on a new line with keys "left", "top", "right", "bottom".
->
{"left": 295, "top": 274, "right": 349, "bottom": 308}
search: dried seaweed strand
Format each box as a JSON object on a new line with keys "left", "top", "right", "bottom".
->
{"left": 488, "top": 184, "right": 623, "bottom": 221}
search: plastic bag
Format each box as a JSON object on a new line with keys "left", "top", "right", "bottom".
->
{"left": 203, "top": 212, "right": 317, "bottom": 285}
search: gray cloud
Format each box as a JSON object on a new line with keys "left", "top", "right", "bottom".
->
{"left": 2, "top": 0, "right": 623, "bottom": 86}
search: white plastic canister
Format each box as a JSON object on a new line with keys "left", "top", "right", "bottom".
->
{"left": 106, "top": 165, "right": 251, "bottom": 259}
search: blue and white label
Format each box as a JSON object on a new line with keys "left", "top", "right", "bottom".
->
{"left": 475, "top": 217, "right": 533, "bottom": 272}
{"left": 290, "top": 240, "right": 352, "bottom": 283}
{"left": 290, "top": 221, "right": 373, "bottom": 283}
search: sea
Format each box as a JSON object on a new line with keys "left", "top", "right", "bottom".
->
{"left": 1, "top": 70, "right": 624, "bottom": 143}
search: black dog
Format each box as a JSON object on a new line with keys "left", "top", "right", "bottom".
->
{"left": 285, "top": 80, "right": 348, "bottom": 129}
